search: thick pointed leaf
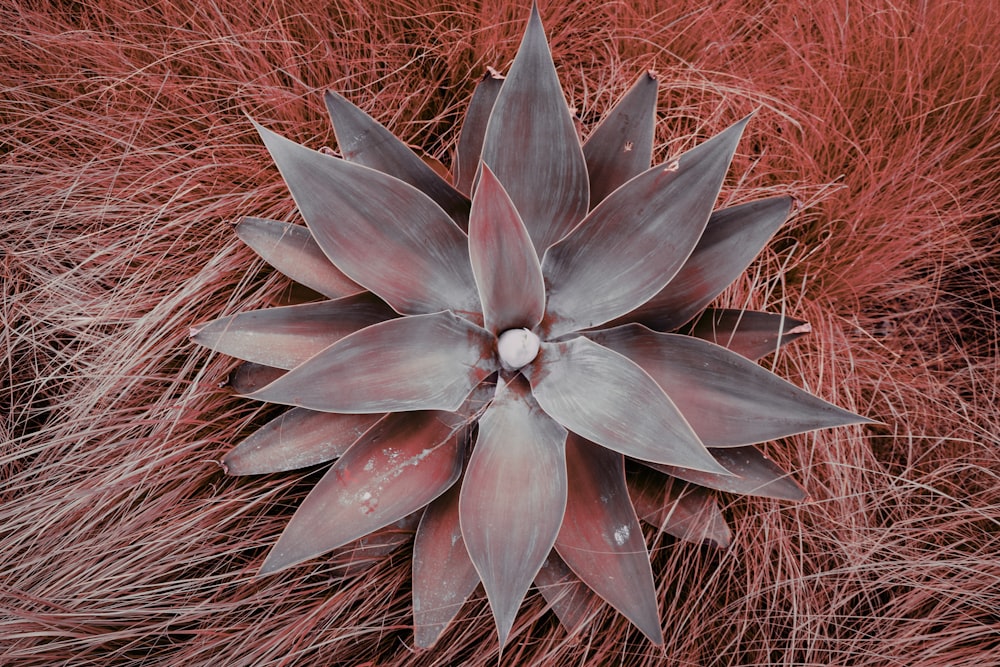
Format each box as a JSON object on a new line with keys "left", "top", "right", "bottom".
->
{"left": 480, "top": 4, "right": 589, "bottom": 256}
{"left": 684, "top": 308, "right": 811, "bottom": 360}
{"left": 235, "top": 217, "right": 362, "bottom": 298}
{"left": 324, "top": 91, "right": 470, "bottom": 227}
{"left": 589, "top": 325, "right": 872, "bottom": 447}
{"left": 223, "top": 408, "right": 382, "bottom": 475}
{"left": 614, "top": 196, "right": 792, "bottom": 331}
{"left": 459, "top": 376, "right": 568, "bottom": 647}
{"left": 534, "top": 552, "right": 599, "bottom": 635}
{"left": 455, "top": 68, "right": 504, "bottom": 196}
{"left": 338, "top": 511, "right": 422, "bottom": 577}
{"left": 468, "top": 164, "right": 546, "bottom": 333}
{"left": 582, "top": 71, "right": 658, "bottom": 208}
{"left": 555, "top": 435, "right": 662, "bottom": 645}
{"left": 523, "top": 336, "right": 729, "bottom": 474}
{"left": 412, "top": 480, "right": 481, "bottom": 649}
{"left": 259, "top": 410, "right": 466, "bottom": 574}
{"left": 224, "top": 361, "right": 285, "bottom": 394}
{"left": 254, "top": 122, "right": 481, "bottom": 318}
{"left": 645, "top": 445, "right": 806, "bottom": 501}
{"left": 627, "top": 464, "right": 731, "bottom": 548}
{"left": 191, "top": 293, "right": 396, "bottom": 370}
{"left": 542, "top": 117, "right": 752, "bottom": 337}
{"left": 249, "top": 311, "right": 497, "bottom": 413}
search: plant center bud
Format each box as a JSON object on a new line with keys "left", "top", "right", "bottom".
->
{"left": 496, "top": 328, "right": 540, "bottom": 370}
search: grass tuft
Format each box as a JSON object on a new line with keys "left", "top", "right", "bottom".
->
{"left": 3, "top": 0, "right": 999, "bottom": 664}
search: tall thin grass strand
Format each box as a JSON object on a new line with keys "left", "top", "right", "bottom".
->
{"left": 3, "top": 0, "right": 999, "bottom": 664}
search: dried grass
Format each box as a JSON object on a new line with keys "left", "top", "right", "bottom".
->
{"left": 2, "top": 0, "right": 998, "bottom": 664}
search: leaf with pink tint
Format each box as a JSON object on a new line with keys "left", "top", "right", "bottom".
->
{"left": 644, "top": 445, "right": 806, "bottom": 501}
{"left": 224, "top": 361, "right": 286, "bottom": 395}
{"left": 324, "top": 91, "right": 470, "bottom": 227}
{"left": 582, "top": 71, "right": 658, "bottom": 208}
{"left": 524, "top": 336, "right": 729, "bottom": 474}
{"left": 468, "top": 164, "right": 546, "bottom": 334}
{"left": 555, "top": 435, "right": 662, "bottom": 645}
{"left": 412, "top": 478, "right": 481, "bottom": 649}
{"left": 254, "top": 121, "right": 481, "bottom": 318}
{"left": 459, "top": 375, "right": 568, "bottom": 647}
{"left": 612, "top": 196, "right": 792, "bottom": 331}
{"left": 258, "top": 410, "right": 467, "bottom": 575}
{"left": 534, "top": 551, "right": 599, "bottom": 635}
{"left": 542, "top": 116, "right": 751, "bottom": 337}
{"left": 223, "top": 407, "right": 383, "bottom": 475}
{"left": 338, "top": 511, "right": 422, "bottom": 577}
{"left": 248, "top": 311, "right": 497, "bottom": 414}
{"left": 234, "top": 217, "right": 362, "bottom": 299}
{"left": 480, "top": 4, "right": 589, "bottom": 256}
{"left": 627, "top": 464, "right": 731, "bottom": 548}
{"left": 589, "top": 325, "right": 874, "bottom": 447}
{"left": 683, "top": 309, "right": 811, "bottom": 360}
{"left": 191, "top": 293, "right": 396, "bottom": 370}
{"left": 455, "top": 68, "right": 504, "bottom": 196}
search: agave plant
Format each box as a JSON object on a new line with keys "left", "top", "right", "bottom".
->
{"left": 191, "top": 4, "right": 872, "bottom": 648}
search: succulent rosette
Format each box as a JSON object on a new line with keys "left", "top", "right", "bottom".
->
{"left": 191, "top": 4, "right": 872, "bottom": 648}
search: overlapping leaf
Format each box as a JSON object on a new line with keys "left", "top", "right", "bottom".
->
{"left": 324, "top": 91, "right": 470, "bottom": 226}
{"left": 455, "top": 69, "right": 504, "bottom": 196}
{"left": 259, "top": 410, "right": 466, "bottom": 574}
{"left": 468, "top": 164, "right": 546, "bottom": 333}
{"left": 524, "top": 336, "right": 728, "bottom": 473}
{"left": 254, "top": 122, "right": 481, "bottom": 318}
{"left": 590, "top": 325, "right": 871, "bottom": 446}
{"left": 412, "top": 481, "right": 481, "bottom": 649}
{"left": 249, "top": 312, "right": 496, "bottom": 413}
{"left": 582, "top": 71, "right": 658, "bottom": 208}
{"left": 234, "top": 217, "right": 362, "bottom": 299}
{"left": 480, "top": 4, "right": 589, "bottom": 256}
{"left": 556, "top": 435, "right": 662, "bottom": 644}
{"left": 223, "top": 408, "right": 382, "bottom": 475}
{"left": 615, "top": 196, "right": 793, "bottom": 331}
{"left": 191, "top": 293, "right": 395, "bottom": 370}
{"left": 684, "top": 309, "right": 812, "bottom": 360}
{"left": 542, "top": 116, "right": 751, "bottom": 337}
{"left": 460, "top": 376, "right": 568, "bottom": 647}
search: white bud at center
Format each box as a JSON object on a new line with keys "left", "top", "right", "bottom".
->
{"left": 497, "top": 328, "right": 540, "bottom": 370}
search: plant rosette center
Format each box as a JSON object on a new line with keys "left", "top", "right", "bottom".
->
{"left": 496, "top": 328, "right": 540, "bottom": 370}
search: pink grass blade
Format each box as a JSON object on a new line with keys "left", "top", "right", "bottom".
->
{"left": 222, "top": 408, "right": 383, "bottom": 475}
{"left": 555, "top": 434, "right": 663, "bottom": 645}
{"left": 542, "top": 116, "right": 752, "bottom": 338}
{"left": 534, "top": 551, "right": 600, "bottom": 635}
{"left": 190, "top": 293, "right": 396, "bottom": 370}
{"left": 615, "top": 196, "right": 793, "bottom": 331}
{"left": 412, "top": 479, "right": 481, "bottom": 649}
{"left": 455, "top": 68, "right": 504, "bottom": 196}
{"left": 590, "top": 325, "right": 874, "bottom": 447}
{"left": 524, "top": 336, "right": 729, "bottom": 474}
{"left": 683, "top": 309, "right": 811, "bottom": 360}
{"left": 459, "top": 375, "right": 568, "bottom": 648}
{"left": 324, "top": 91, "right": 471, "bottom": 228}
{"left": 479, "top": 3, "right": 589, "bottom": 256}
{"left": 644, "top": 446, "right": 807, "bottom": 501}
{"left": 627, "top": 465, "right": 731, "bottom": 548}
{"left": 248, "top": 311, "right": 497, "bottom": 413}
{"left": 258, "top": 410, "right": 467, "bottom": 575}
{"left": 234, "top": 217, "right": 363, "bottom": 299}
{"left": 253, "top": 121, "right": 481, "bottom": 318}
{"left": 582, "top": 71, "right": 658, "bottom": 208}
{"left": 468, "top": 164, "right": 546, "bottom": 333}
